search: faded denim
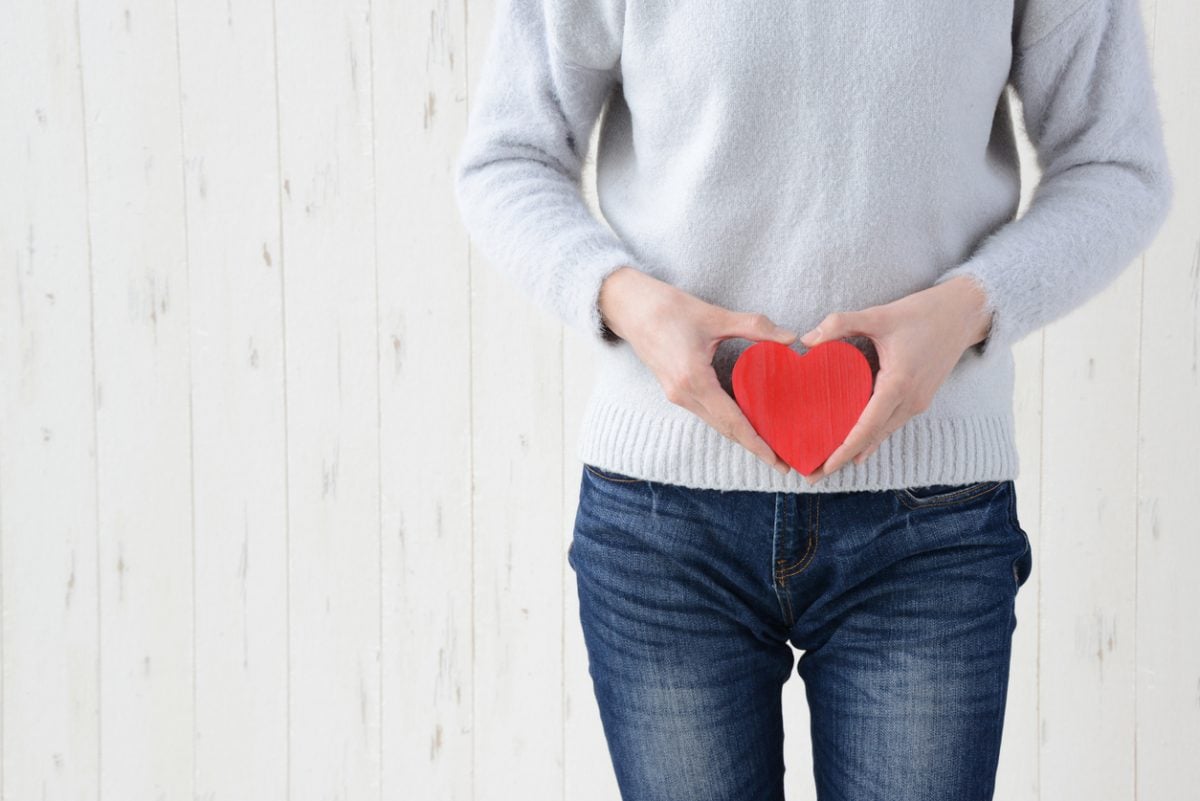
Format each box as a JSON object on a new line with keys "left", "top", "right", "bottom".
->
{"left": 569, "top": 463, "right": 1033, "bottom": 801}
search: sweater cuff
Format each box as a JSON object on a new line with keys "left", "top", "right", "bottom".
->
{"left": 564, "top": 243, "right": 637, "bottom": 347}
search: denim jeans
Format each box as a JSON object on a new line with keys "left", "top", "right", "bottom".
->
{"left": 568, "top": 463, "right": 1033, "bottom": 801}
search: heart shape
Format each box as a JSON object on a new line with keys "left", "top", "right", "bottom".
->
{"left": 731, "top": 340, "right": 874, "bottom": 475}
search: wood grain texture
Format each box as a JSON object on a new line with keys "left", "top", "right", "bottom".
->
{"left": 1, "top": 2, "right": 99, "bottom": 800}
{"left": 373, "top": 0, "right": 474, "bottom": 799}
{"left": 78, "top": 1, "right": 195, "bottom": 798}
{"left": 274, "top": 0, "right": 384, "bottom": 798}
{"left": 176, "top": 1, "right": 289, "bottom": 799}
{"left": 465, "top": 0, "right": 568, "bottom": 797}
{"left": 1135, "top": 0, "right": 1200, "bottom": 795}
{"left": 731, "top": 340, "right": 873, "bottom": 475}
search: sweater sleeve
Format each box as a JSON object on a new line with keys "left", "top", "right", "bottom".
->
{"left": 933, "top": 0, "right": 1174, "bottom": 357}
{"left": 452, "top": 0, "right": 639, "bottom": 347}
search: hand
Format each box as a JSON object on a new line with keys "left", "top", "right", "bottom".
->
{"left": 600, "top": 267, "right": 797, "bottom": 476}
{"left": 797, "top": 275, "right": 993, "bottom": 485}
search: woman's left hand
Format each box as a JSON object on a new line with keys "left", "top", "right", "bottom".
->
{"left": 798, "top": 275, "right": 994, "bottom": 485}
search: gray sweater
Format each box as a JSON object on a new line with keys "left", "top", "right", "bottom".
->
{"left": 453, "top": 0, "right": 1173, "bottom": 492}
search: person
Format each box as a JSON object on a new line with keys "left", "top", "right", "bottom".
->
{"left": 453, "top": 0, "right": 1173, "bottom": 799}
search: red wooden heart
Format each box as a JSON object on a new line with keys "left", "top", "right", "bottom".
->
{"left": 731, "top": 340, "right": 873, "bottom": 475}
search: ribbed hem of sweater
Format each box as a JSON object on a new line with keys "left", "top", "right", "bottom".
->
{"left": 575, "top": 395, "right": 1019, "bottom": 494}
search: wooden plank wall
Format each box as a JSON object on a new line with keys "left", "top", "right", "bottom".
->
{"left": 0, "top": 0, "right": 1195, "bottom": 799}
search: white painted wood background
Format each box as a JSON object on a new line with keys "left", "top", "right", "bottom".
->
{"left": 1, "top": 1, "right": 1196, "bottom": 799}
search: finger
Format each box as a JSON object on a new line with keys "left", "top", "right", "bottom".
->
{"left": 803, "top": 457, "right": 834, "bottom": 485}
{"left": 716, "top": 310, "right": 797, "bottom": 345}
{"left": 853, "top": 433, "right": 887, "bottom": 465}
{"left": 697, "top": 392, "right": 789, "bottom": 474}
{"left": 817, "top": 379, "right": 904, "bottom": 476}
{"left": 852, "top": 405, "right": 911, "bottom": 465}
{"left": 658, "top": 364, "right": 767, "bottom": 465}
{"left": 799, "top": 307, "right": 886, "bottom": 347}
{"left": 691, "top": 373, "right": 790, "bottom": 474}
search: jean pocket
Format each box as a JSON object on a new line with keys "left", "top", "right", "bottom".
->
{"left": 891, "top": 480, "right": 1003, "bottom": 510}
{"left": 583, "top": 463, "right": 643, "bottom": 484}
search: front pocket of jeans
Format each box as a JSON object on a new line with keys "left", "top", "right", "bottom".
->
{"left": 583, "top": 463, "right": 642, "bottom": 484}
{"left": 891, "top": 480, "right": 1003, "bottom": 509}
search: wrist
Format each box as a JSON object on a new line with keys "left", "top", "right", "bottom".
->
{"left": 939, "top": 275, "right": 993, "bottom": 349}
{"left": 598, "top": 266, "right": 640, "bottom": 340}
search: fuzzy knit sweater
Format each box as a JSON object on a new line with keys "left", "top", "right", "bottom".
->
{"left": 453, "top": 0, "right": 1173, "bottom": 493}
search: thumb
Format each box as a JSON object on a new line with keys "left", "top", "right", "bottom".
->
{"left": 722, "top": 311, "right": 797, "bottom": 344}
{"left": 800, "top": 310, "right": 867, "bottom": 346}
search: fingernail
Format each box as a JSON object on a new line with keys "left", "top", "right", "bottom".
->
{"left": 801, "top": 327, "right": 821, "bottom": 345}
{"left": 775, "top": 463, "right": 789, "bottom": 475}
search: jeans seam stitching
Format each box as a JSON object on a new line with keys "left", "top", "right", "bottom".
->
{"left": 1007, "top": 482, "right": 1031, "bottom": 590}
{"left": 771, "top": 495, "right": 795, "bottom": 627}
{"left": 894, "top": 481, "right": 1002, "bottom": 510}
{"left": 584, "top": 463, "right": 641, "bottom": 483}
{"left": 777, "top": 495, "right": 819, "bottom": 578}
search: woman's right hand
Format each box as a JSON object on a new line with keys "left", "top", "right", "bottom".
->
{"left": 598, "top": 266, "right": 795, "bottom": 476}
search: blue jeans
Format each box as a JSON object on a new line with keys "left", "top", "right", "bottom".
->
{"left": 568, "top": 463, "right": 1033, "bottom": 801}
